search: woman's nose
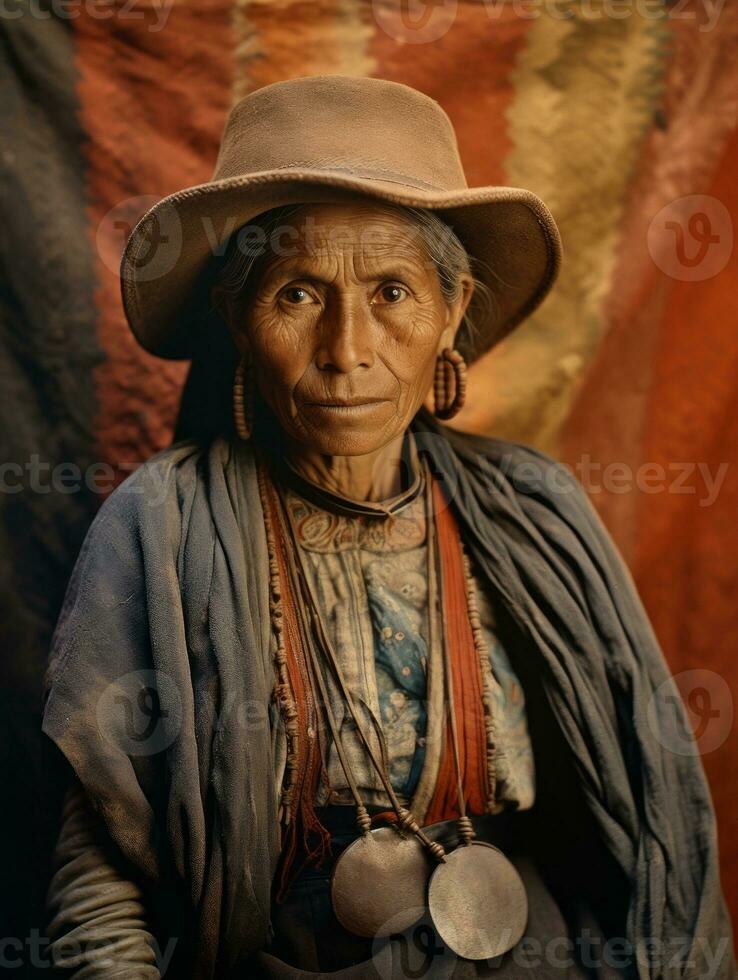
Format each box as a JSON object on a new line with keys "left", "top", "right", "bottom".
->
{"left": 315, "top": 295, "right": 374, "bottom": 374}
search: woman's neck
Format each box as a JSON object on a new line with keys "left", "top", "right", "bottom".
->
{"left": 283, "top": 431, "right": 412, "bottom": 504}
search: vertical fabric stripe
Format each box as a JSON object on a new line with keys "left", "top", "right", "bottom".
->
{"left": 231, "top": 0, "right": 375, "bottom": 103}
{"left": 460, "top": 4, "right": 670, "bottom": 449}
{"left": 72, "top": 1, "right": 235, "bottom": 480}
{"left": 368, "top": 1, "right": 527, "bottom": 189}
{"left": 560, "top": 5, "right": 738, "bottom": 555}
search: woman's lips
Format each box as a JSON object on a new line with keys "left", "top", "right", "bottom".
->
{"left": 301, "top": 397, "right": 392, "bottom": 418}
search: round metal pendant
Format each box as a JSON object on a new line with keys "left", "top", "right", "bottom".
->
{"left": 330, "top": 826, "right": 431, "bottom": 938}
{"left": 427, "top": 841, "right": 528, "bottom": 961}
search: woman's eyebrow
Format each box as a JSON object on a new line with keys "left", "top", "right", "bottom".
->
{"left": 364, "top": 262, "right": 427, "bottom": 282}
{"left": 263, "top": 259, "right": 427, "bottom": 283}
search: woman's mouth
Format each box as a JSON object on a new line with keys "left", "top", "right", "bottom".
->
{"left": 302, "top": 397, "right": 392, "bottom": 418}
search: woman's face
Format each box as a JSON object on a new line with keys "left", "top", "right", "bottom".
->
{"left": 225, "top": 201, "right": 472, "bottom": 457}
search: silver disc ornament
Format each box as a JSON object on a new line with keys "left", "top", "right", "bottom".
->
{"left": 427, "top": 840, "right": 528, "bottom": 960}
{"left": 331, "top": 826, "right": 431, "bottom": 938}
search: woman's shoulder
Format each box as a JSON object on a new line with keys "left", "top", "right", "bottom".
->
{"left": 92, "top": 435, "right": 253, "bottom": 527}
{"left": 412, "top": 408, "right": 582, "bottom": 501}
{"left": 45, "top": 436, "right": 253, "bottom": 686}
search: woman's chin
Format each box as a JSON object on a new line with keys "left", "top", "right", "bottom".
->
{"left": 295, "top": 402, "right": 402, "bottom": 455}
{"left": 303, "top": 433, "right": 397, "bottom": 457}
{"left": 299, "top": 425, "right": 402, "bottom": 458}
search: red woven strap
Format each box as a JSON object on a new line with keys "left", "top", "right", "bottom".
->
{"left": 424, "top": 476, "right": 490, "bottom": 824}
{"left": 261, "top": 473, "right": 331, "bottom": 898}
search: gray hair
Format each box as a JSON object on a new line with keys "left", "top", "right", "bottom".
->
{"left": 211, "top": 202, "right": 498, "bottom": 357}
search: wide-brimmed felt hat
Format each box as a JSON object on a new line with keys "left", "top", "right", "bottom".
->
{"left": 120, "top": 74, "right": 562, "bottom": 362}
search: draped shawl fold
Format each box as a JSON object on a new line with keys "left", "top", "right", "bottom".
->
{"left": 41, "top": 408, "right": 736, "bottom": 980}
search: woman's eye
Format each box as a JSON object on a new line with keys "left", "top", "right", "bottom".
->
{"left": 281, "top": 286, "right": 314, "bottom": 305}
{"left": 375, "top": 284, "right": 409, "bottom": 305}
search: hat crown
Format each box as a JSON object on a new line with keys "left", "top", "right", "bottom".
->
{"left": 212, "top": 75, "right": 468, "bottom": 192}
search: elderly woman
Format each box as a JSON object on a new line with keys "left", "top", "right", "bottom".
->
{"left": 42, "top": 76, "right": 735, "bottom": 980}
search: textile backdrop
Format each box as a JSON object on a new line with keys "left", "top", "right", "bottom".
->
{"left": 1, "top": 0, "right": 736, "bottom": 972}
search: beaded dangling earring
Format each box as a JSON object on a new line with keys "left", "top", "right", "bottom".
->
{"left": 233, "top": 354, "right": 254, "bottom": 440}
{"left": 433, "top": 347, "right": 467, "bottom": 420}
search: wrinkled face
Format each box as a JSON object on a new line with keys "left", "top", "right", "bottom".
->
{"left": 222, "top": 201, "right": 472, "bottom": 456}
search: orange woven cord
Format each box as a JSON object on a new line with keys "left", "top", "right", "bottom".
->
{"left": 424, "top": 476, "right": 490, "bottom": 824}
{"left": 257, "top": 465, "right": 332, "bottom": 900}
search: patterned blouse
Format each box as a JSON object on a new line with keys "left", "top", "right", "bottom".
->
{"left": 270, "top": 453, "right": 536, "bottom": 823}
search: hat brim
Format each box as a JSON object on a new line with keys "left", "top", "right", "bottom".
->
{"left": 120, "top": 168, "right": 562, "bottom": 362}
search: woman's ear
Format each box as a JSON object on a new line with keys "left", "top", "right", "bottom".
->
{"left": 438, "top": 273, "right": 474, "bottom": 354}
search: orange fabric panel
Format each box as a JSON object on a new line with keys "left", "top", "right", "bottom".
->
{"left": 369, "top": 2, "right": 527, "bottom": 189}
{"left": 634, "top": 125, "right": 738, "bottom": 925}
